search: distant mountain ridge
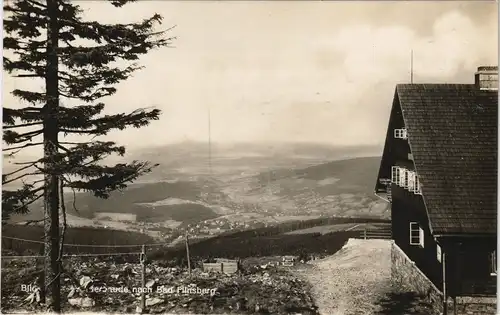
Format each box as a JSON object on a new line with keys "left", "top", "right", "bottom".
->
{"left": 257, "top": 156, "right": 381, "bottom": 194}
{"left": 132, "top": 141, "right": 382, "bottom": 161}
{"left": 6, "top": 142, "right": 385, "bottom": 227}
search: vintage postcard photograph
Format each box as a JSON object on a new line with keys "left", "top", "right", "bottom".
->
{"left": 1, "top": 0, "right": 498, "bottom": 314}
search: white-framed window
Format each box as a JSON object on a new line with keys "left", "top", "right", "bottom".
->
{"left": 390, "top": 167, "right": 422, "bottom": 196}
{"left": 403, "top": 169, "right": 409, "bottom": 188}
{"left": 390, "top": 167, "right": 422, "bottom": 195}
{"left": 414, "top": 176, "right": 422, "bottom": 194}
{"left": 419, "top": 226, "right": 424, "bottom": 247}
{"left": 398, "top": 168, "right": 407, "bottom": 187}
{"left": 490, "top": 250, "right": 497, "bottom": 276}
{"left": 379, "top": 178, "right": 391, "bottom": 185}
{"left": 407, "top": 171, "right": 415, "bottom": 191}
{"left": 436, "top": 244, "right": 442, "bottom": 263}
{"left": 394, "top": 128, "right": 408, "bottom": 139}
{"left": 391, "top": 166, "right": 399, "bottom": 184}
{"left": 410, "top": 222, "right": 424, "bottom": 247}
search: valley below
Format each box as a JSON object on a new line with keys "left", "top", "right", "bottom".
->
{"left": 5, "top": 142, "right": 389, "bottom": 244}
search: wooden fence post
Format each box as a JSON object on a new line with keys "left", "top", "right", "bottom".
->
{"left": 363, "top": 229, "right": 367, "bottom": 240}
{"left": 140, "top": 245, "right": 146, "bottom": 312}
{"left": 185, "top": 231, "right": 191, "bottom": 278}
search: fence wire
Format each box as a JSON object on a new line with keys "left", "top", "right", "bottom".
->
{"left": 1, "top": 235, "right": 170, "bottom": 259}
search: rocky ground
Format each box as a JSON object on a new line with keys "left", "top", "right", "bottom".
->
{"left": 1, "top": 256, "right": 318, "bottom": 314}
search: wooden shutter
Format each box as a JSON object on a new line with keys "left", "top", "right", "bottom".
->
{"left": 407, "top": 171, "right": 415, "bottom": 191}
{"left": 491, "top": 251, "right": 497, "bottom": 275}
{"left": 409, "top": 222, "right": 419, "bottom": 245}
{"left": 391, "top": 166, "right": 398, "bottom": 183}
{"left": 419, "top": 227, "right": 424, "bottom": 247}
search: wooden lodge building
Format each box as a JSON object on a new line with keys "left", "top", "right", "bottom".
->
{"left": 374, "top": 66, "right": 498, "bottom": 313}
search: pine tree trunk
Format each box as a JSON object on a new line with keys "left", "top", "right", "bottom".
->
{"left": 42, "top": 0, "right": 61, "bottom": 312}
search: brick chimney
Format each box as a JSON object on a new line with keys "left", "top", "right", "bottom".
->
{"left": 475, "top": 66, "right": 498, "bottom": 90}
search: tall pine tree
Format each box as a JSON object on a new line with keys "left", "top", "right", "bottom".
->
{"left": 3, "top": 0, "right": 174, "bottom": 311}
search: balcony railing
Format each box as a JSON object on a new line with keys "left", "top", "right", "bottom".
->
{"left": 391, "top": 166, "right": 421, "bottom": 195}
{"left": 387, "top": 186, "right": 392, "bottom": 202}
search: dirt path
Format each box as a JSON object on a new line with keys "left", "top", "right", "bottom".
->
{"left": 293, "top": 239, "right": 392, "bottom": 315}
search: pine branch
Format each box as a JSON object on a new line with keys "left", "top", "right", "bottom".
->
{"left": 13, "top": 73, "right": 45, "bottom": 78}
{"left": 36, "top": 141, "right": 126, "bottom": 175}
{"left": 3, "top": 129, "right": 44, "bottom": 144}
{"left": 57, "top": 143, "right": 70, "bottom": 153}
{"left": 64, "top": 161, "right": 158, "bottom": 198}
{"left": 3, "top": 172, "right": 42, "bottom": 185}
{"left": 11, "top": 90, "right": 46, "bottom": 104}
{"left": 31, "top": 178, "right": 46, "bottom": 186}
{"left": 57, "top": 9, "right": 169, "bottom": 48}
{"left": 2, "top": 184, "right": 45, "bottom": 220}
{"left": 61, "top": 175, "right": 81, "bottom": 215}
{"left": 3, "top": 107, "right": 43, "bottom": 125}
{"left": 59, "top": 141, "right": 92, "bottom": 145}
{"left": 26, "top": 0, "right": 47, "bottom": 9}
{"left": 24, "top": 218, "right": 47, "bottom": 225}
{"left": 108, "top": 0, "right": 138, "bottom": 7}
{"left": 3, "top": 37, "right": 46, "bottom": 52}
{"left": 4, "top": 58, "right": 46, "bottom": 76}
{"left": 3, "top": 1, "right": 48, "bottom": 36}
{"left": 12, "top": 159, "right": 44, "bottom": 166}
{"left": 13, "top": 193, "right": 44, "bottom": 213}
{"left": 59, "top": 108, "right": 160, "bottom": 136}
{"left": 3, "top": 122, "right": 43, "bottom": 130}
{"left": 2, "top": 162, "right": 39, "bottom": 178}
{"left": 58, "top": 64, "right": 143, "bottom": 102}
{"left": 3, "top": 142, "right": 43, "bottom": 152}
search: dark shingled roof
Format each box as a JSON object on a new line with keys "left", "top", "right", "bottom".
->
{"left": 396, "top": 84, "right": 497, "bottom": 235}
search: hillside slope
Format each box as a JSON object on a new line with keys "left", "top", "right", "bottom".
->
{"left": 294, "top": 239, "right": 391, "bottom": 315}
{"left": 7, "top": 153, "right": 388, "bottom": 227}
{"left": 8, "top": 180, "right": 216, "bottom": 225}
{"left": 294, "top": 239, "right": 436, "bottom": 315}
{"left": 244, "top": 156, "right": 388, "bottom": 218}
{"left": 257, "top": 156, "right": 381, "bottom": 194}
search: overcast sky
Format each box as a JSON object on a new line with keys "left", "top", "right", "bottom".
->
{"left": 3, "top": 1, "right": 498, "bottom": 151}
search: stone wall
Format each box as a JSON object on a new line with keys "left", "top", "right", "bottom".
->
{"left": 391, "top": 242, "right": 497, "bottom": 315}
{"left": 391, "top": 242, "right": 444, "bottom": 315}
{"left": 455, "top": 296, "right": 497, "bottom": 315}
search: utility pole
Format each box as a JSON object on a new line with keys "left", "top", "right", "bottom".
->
{"left": 43, "top": 0, "right": 61, "bottom": 311}
{"left": 140, "top": 245, "right": 146, "bottom": 312}
{"left": 208, "top": 106, "right": 212, "bottom": 175}
{"left": 267, "top": 171, "right": 272, "bottom": 195}
{"left": 185, "top": 230, "right": 191, "bottom": 277}
{"left": 410, "top": 49, "right": 414, "bottom": 84}
{"left": 442, "top": 249, "right": 447, "bottom": 315}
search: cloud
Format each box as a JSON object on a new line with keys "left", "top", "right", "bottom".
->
{"left": 2, "top": 3, "right": 497, "bottom": 151}
{"left": 279, "top": 10, "right": 498, "bottom": 145}
{"left": 326, "top": 10, "right": 496, "bottom": 85}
